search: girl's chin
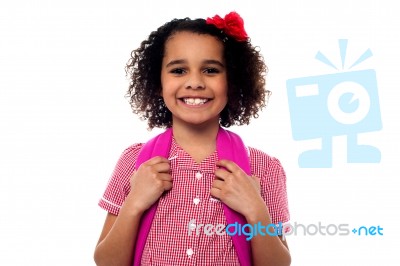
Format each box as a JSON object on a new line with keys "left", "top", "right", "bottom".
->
{"left": 172, "top": 116, "right": 220, "bottom": 127}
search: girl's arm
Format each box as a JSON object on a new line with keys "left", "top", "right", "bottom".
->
{"left": 212, "top": 159, "right": 291, "bottom": 266}
{"left": 94, "top": 197, "right": 144, "bottom": 266}
{"left": 245, "top": 201, "right": 291, "bottom": 266}
{"left": 94, "top": 156, "right": 172, "bottom": 266}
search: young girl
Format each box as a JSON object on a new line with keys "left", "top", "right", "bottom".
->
{"left": 94, "top": 11, "right": 291, "bottom": 266}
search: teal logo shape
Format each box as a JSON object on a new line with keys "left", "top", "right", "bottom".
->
{"left": 286, "top": 40, "right": 382, "bottom": 168}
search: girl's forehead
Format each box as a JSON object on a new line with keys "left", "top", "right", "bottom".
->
{"left": 166, "top": 31, "right": 222, "bottom": 45}
{"left": 163, "top": 31, "right": 224, "bottom": 60}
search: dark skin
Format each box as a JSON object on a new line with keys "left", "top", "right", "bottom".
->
{"left": 94, "top": 135, "right": 290, "bottom": 266}
{"left": 212, "top": 159, "right": 290, "bottom": 265}
{"left": 94, "top": 136, "right": 290, "bottom": 266}
{"left": 94, "top": 31, "right": 290, "bottom": 266}
{"left": 94, "top": 156, "right": 172, "bottom": 266}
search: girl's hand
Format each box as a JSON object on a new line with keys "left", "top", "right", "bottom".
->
{"left": 211, "top": 160, "right": 263, "bottom": 218}
{"left": 126, "top": 156, "right": 172, "bottom": 213}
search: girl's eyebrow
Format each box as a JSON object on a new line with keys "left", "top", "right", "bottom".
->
{"left": 203, "top": 59, "right": 225, "bottom": 68}
{"left": 165, "top": 59, "right": 225, "bottom": 68}
{"left": 165, "top": 59, "right": 186, "bottom": 68}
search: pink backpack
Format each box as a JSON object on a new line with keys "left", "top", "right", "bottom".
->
{"left": 133, "top": 127, "right": 252, "bottom": 266}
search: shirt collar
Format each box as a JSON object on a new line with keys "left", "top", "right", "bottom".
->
{"left": 169, "top": 137, "right": 218, "bottom": 173}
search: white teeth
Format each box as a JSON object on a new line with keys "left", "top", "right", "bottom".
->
{"left": 183, "top": 98, "right": 208, "bottom": 105}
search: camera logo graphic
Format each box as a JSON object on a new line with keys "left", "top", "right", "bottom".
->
{"left": 286, "top": 39, "right": 382, "bottom": 168}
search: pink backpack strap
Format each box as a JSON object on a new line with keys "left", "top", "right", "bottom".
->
{"left": 133, "top": 128, "right": 172, "bottom": 266}
{"left": 133, "top": 127, "right": 251, "bottom": 266}
{"left": 218, "top": 128, "right": 252, "bottom": 266}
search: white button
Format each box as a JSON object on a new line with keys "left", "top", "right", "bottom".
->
{"left": 195, "top": 172, "right": 202, "bottom": 180}
{"left": 186, "top": 248, "right": 194, "bottom": 257}
{"left": 193, "top": 198, "right": 200, "bottom": 205}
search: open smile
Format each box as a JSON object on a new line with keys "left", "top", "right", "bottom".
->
{"left": 180, "top": 97, "right": 211, "bottom": 106}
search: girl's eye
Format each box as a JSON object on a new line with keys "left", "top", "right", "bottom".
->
{"left": 170, "top": 68, "right": 185, "bottom": 74}
{"left": 204, "top": 68, "right": 220, "bottom": 74}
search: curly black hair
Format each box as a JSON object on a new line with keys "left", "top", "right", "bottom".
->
{"left": 125, "top": 17, "right": 269, "bottom": 129}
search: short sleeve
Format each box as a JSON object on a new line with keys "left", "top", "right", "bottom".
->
{"left": 98, "top": 143, "right": 143, "bottom": 215}
{"left": 249, "top": 147, "right": 290, "bottom": 225}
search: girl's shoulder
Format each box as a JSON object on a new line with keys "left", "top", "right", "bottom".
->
{"left": 115, "top": 143, "right": 145, "bottom": 167}
{"left": 122, "top": 143, "right": 144, "bottom": 155}
{"left": 248, "top": 146, "right": 286, "bottom": 177}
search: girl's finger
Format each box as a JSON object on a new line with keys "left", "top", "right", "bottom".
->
{"left": 212, "top": 179, "right": 224, "bottom": 189}
{"left": 158, "top": 173, "right": 172, "bottom": 181}
{"left": 216, "top": 160, "right": 240, "bottom": 173}
{"left": 210, "top": 187, "right": 221, "bottom": 199}
{"left": 214, "top": 168, "right": 229, "bottom": 180}
{"left": 153, "top": 162, "right": 171, "bottom": 173}
{"left": 163, "top": 181, "right": 173, "bottom": 191}
{"left": 251, "top": 175, "right": 260, "bottom": 182}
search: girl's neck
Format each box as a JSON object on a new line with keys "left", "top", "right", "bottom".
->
{"left": 172, "top": 122, "right": 220, "bottom": 163}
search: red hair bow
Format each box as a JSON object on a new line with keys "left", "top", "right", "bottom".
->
{"left": 206, "top": 11, "right": 249, "bottom": 42}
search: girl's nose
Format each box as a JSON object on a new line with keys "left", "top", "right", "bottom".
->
{"left": 185, "top": 73, "right": 205, "bottom": 90}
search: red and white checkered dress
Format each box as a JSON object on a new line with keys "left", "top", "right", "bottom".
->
{"left": 99, "top": 138, "right": 290, "bottom": 265}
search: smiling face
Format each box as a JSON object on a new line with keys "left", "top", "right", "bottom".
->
{"left": 161, "top": 31, "right": 228, "bottom": 129}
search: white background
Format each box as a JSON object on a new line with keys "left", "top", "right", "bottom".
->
{"left": 1, "top": 0, "right": 399, "bottom": 265}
